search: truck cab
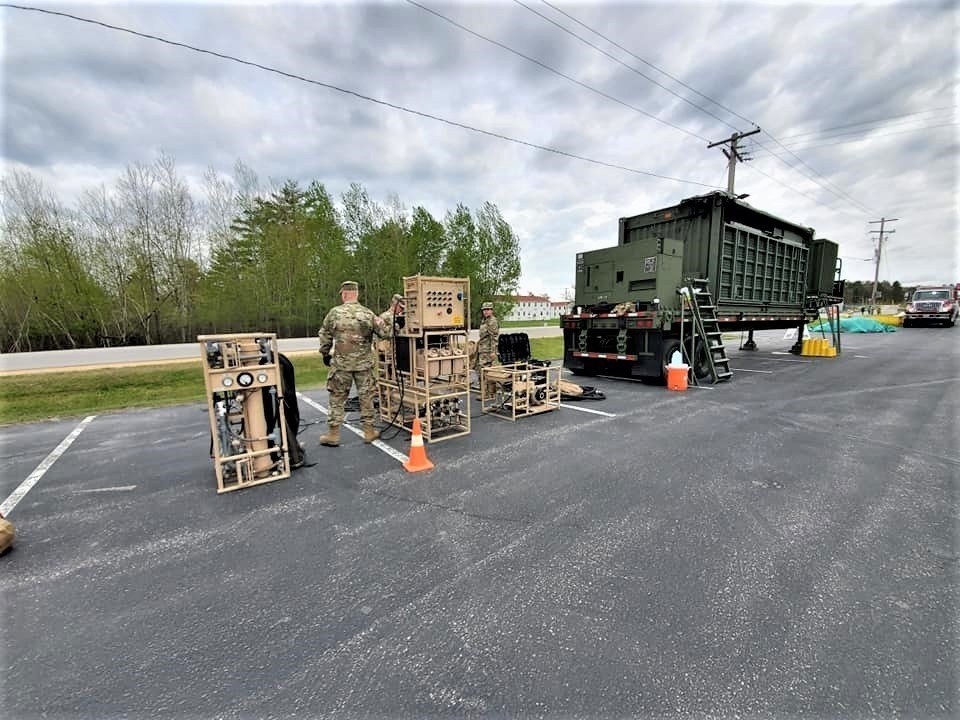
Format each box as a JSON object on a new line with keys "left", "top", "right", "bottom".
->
{"left": 903, "top": 285, "right": 958, "bottom": 327}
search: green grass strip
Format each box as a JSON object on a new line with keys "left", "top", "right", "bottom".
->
{"left": 0, "top": 337, "right": 564, "bottom": 425}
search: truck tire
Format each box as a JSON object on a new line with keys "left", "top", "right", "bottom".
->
{"left": 685, "top": 338, "right": 713, "bottom": 381}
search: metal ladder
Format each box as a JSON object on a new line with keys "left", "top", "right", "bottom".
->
{"left": 686, "top": 278, "right": 732, "bottom": 383}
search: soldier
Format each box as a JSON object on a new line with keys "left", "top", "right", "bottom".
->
{"left": 318, "top": 280, "right": 389, "bottom": 446}
{"left": 476, "top": 301, "right": 500, "bottom": 395}
{"left": 379, "top": 294, "right": 406, "bottom": 335}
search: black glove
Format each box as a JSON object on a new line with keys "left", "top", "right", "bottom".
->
{"left": 394, "top": 316, "right": 405, "bottom": 329}
{"left": 322, "top": 354, "right": 331, "bottom": 366}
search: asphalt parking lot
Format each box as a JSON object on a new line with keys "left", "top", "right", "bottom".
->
{"left": 2, "top": 327, "right": 957, "bottom": 719}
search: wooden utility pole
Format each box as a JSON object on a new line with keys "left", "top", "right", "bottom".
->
{"left": 868, "top": 217, "right": 898, "bottom": 307}
{"left": 707, "top": 128, "right": 762, "bottom": 194}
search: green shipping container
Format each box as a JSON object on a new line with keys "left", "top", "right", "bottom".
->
{"left": 611, "top": 192, "right": 826, "bottom": 314}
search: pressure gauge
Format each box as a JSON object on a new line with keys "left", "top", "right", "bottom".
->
{"left": 257, "top": 372, "right": 269, "bottom": 383}
{"left": 221, "top": 376, "right": 234, "bottom": 387}
{"left": 237, "top": 372, "right": 254, "bottom": 387}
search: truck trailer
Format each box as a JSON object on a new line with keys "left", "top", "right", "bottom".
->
{"left": 562, "top": 191, "right": 843, "bottom": 383}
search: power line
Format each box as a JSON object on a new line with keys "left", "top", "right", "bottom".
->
{"left": 525, "top": 0, "right": 874, "bottom": 215}
{"left": 751, "top": 121, "right": 958, "bottom": 155}
{"left": 404, "top": 0, "right": 710, "bottom": 142}
{"left": 751, "top": 134, "right": 876, "bottom": 215}
{"left": 773, "top": 106, "right": 956, "bottom": 142}
{"left": 537, "top": 0, "right": 758, "bottom": 129}
{"left": 512, "top": 0, "right": 741, "bottom": 133}
{"left": 747, "top": 116, "right": 951, "bottom": 216}
{"left": 3, "top": 3, "right": 722, "bottom": 189}
{"left": 740, "top": 162, "right": 866, "bottom": 218}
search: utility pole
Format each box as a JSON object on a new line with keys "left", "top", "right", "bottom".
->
{"left": 868, "top": 217, "right": 898, "bottom": 308}
{"left": 707, "top": 128, "right": 762, "bottom": 194}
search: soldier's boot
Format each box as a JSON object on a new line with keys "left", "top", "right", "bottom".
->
{"left": 363, "top": 424, "right": 380, "bottom": 444}
{"left": 319, "top": 425, "right": 341, "bottom": 447}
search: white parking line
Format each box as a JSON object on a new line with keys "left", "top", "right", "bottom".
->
{"left": 730, "top": 368, "right": 774, "bottom": 374}
{"left": 1, "top": 415, "right": 96, "bottom": 517}
{"left": 560, "top": 403, "right": 616, "bottom": 417}
{"left": 75, "top": 486, "right": 137, "bottom": 493}
{"left": 298, "top": 393, "right": 409, "bottom": 463}
{"left": 767, "top": 354, "right": 814, "bottom": 362}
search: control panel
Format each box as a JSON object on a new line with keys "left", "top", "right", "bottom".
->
{"left": 401, "top": 275, "right": 470, "bottom": 335}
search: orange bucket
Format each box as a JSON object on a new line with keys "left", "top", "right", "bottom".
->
{"left": 667, "top": 364, "right": 689, "bottom": 392}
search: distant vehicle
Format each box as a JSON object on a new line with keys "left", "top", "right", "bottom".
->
{"left": 903, "top": 285, "right": 958, "bottom": 327}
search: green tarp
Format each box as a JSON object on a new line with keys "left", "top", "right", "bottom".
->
{"left": 808, "top": 317, "right": 897, "bottom": 333}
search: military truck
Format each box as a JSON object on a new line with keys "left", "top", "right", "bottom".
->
{"left": 562, "top": 191, "right": 843, "bottom": 382}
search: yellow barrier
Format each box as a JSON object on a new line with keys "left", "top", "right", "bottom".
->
{"left": 801, "top": 338, "right": 837, "bottom": 357}
{"left": 873, "top": 315, "right": 903, "bottom": 327}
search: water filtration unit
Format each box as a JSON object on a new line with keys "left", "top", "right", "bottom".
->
{"left": 198, "top": 333, "right": 303, "bottom": 493}
{"left": 377, "top": 275, "right": 472, "bottom": 442}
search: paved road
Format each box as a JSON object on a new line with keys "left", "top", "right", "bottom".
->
{"left": 1, "top": 325, "right": 956, "bottom": 718}
{"left": 0, "top": 326, "right": 563, "bottom": 373}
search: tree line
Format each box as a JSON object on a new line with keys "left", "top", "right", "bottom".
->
{"left": 842, "top": 280, "right": 915, "bottom": 307}
{"left": 0, "top": 153, "right": 522, "bottom": 352}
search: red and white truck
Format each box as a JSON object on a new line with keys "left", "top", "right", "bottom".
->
{"left": 903, "top": 284, "right": 959, "bottom": 327}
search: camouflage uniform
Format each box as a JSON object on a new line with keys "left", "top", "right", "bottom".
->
{"left": 372, "top": 296, "right": 404, "bottom": 370}
{"left": 476, "top": 302, "right": 500, "bottom": 395}
{"left": 378, "top": 294, "right": 405, "bottom": 338}
{"left": 318, "top": 290, "right": 388, "bottom": 443}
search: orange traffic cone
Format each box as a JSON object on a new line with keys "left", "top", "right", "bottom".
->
{"left": 403, "top": 417, "right": 434, "bottom": 472}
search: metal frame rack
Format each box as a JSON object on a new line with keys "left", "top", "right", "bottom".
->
{"left": 481, "top": 362, "right": 561, "bottom": 421}
{"left": 198, "top": 333, "right": 293, "bottom": 493}
{"left": 377, "top": 275, "right": 472, "bottom": 443}
{"left": 378, "top": 331, "right": 471, "bottom": 442}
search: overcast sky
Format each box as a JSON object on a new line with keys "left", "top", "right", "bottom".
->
{"left": 3, "top": 0, "right": 957, "bottom": 299}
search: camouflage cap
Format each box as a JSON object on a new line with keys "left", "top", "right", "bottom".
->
{"left": 481, "top": 302, "right": 494, "bottom": 310}
{"left": 391, "top": 294, "right": 405, "bottom": 305}
{"left": 340, "top": 280, "right": 359, "bottom": 292}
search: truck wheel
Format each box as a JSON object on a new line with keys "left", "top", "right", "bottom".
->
{"left": 684, "top": 337, "right": 712, "bottom": 381}
{"left": 902, "top": 319, "right": 911, "bottom": 328}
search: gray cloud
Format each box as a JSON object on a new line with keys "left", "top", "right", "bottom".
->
{"left": 2, "top": 1, "right": 955, "bottom": 294}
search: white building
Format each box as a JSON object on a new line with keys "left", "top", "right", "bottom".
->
{"left": 503, "top": 294, "right": 572, "bottom": 322}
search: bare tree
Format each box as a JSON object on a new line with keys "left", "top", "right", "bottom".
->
{"left": 113, "top": 151, "right": 201, "bottom": 342}
{"left": 78, "top": 184, "right": 135, "bottom": 344}
{"left": 0, "top": 170, "right": 108, "bottom": 349}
